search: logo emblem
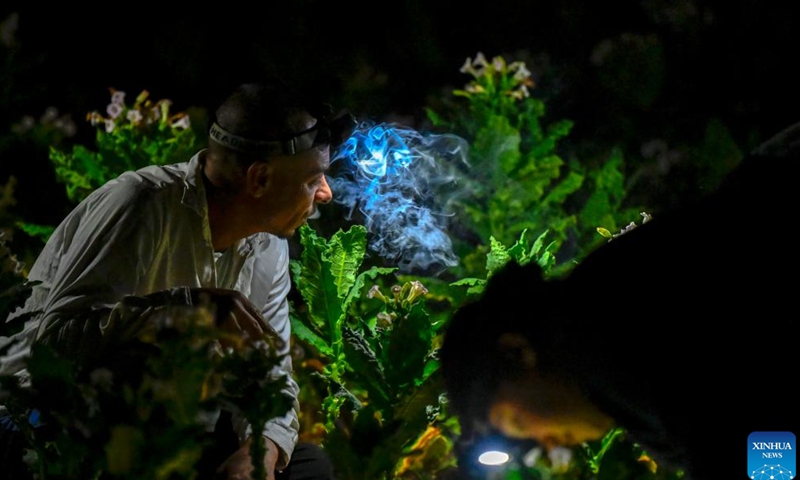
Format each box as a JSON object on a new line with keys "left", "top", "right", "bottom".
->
{"left": 748, "top": 431, "right": 796, "bottom": 479}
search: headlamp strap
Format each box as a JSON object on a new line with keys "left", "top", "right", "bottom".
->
{"left": 209, "top": 122, "right": 297, "bottom": 155}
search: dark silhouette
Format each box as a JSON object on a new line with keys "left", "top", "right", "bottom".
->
{"left": 440, "top": 121, "right": 800, "bottom": 479}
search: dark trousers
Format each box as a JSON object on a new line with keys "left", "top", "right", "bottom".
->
{"left": 1, "top": 412, "right": 336, "bottom": 480}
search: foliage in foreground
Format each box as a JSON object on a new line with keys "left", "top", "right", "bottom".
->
{"left": 0, "top": 291, "right": 293, "bottom": 480}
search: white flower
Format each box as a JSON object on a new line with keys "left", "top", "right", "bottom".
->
{"left": 509, "top": 85, "right": 530, "bottom": 100}
{"left": 460, "top": 52, "right": 490, "bottom": 78}
{"left": 459, "top": 57, "right": 477, "bottom": 76}
{"left": 87, "top": 111, "right": 103, "bottom": 126}
{"left": 492, "top": 55, "right": 505, "bottom": 72}
{"left": 510, "top": 62, "right": 532, "bottom": 82}
{"left": 126, "top": 109, "right": 143, "bottom": 124}
{"left": 106, "top": 103, "right": 123, "bottom": 119}
{"left": 111, "top": 90, "right": 126, "bottom": 105}
{"left": 171, "top": 114, "right": 190, "bottom": 130}
{"left": 104, "top": 118, "right": 116, "bottom": 133}
{"left": 367, "top": 285, "right": 384, "bottom": 301}
{"left": 473, "top": 52, "right": 489, "bottom": 68}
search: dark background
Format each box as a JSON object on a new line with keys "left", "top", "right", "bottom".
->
{"left": 2, "top": 0, "right": 800, "bottom": 228}
{"left": 1, "top": 3, "right": 798, "bottom": 471}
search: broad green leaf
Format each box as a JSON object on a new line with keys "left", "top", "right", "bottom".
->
{"left": 293, "top": 225, "right": 345, "bottom": 340}
{"left": 384, "top": 304, "right": 433, "bottom": 392}
{"left": 326, "top": 226, "right": 367, "bottom": 297}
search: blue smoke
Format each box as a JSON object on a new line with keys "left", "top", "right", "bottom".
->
{"left": 329, "top": 121, "right": 470, "bottom": 274}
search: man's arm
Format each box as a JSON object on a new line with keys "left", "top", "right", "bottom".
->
{"left": 26, "top": 179, "right": 161, "bottom": 357}
{"left": 227, "top": 239, "right": 300, "bottom": 471}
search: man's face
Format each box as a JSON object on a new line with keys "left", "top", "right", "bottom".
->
{"left": 253, "top": 144, "right": 332, "bottom": 239}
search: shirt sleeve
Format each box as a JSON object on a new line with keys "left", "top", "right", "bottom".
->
{"left": 26, "top": 177, "right": 161, "bottom": 355}
{"left": 230, "top": 238, "right": 300, "bottom": 470}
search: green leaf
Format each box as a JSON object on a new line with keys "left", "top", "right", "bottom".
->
{"left": 290, "top": 313, "right": 333, "bottom": 356}
{"left": 293, "top": 225, "right": 345, "bottom": 341}
{"left": 485, "top": 236, "right": 511, "bottom": 274}
{"left": 384, "top": 304, "right": 433, "bottom": 391}
{"left": 327, "top": 225, "right": 367, "bottom": 298}
{"left": 341, "top": 327, "right": 391, "bottom": 408}
{"left": 14, "top": 221, "right": 55, "bottom": 243}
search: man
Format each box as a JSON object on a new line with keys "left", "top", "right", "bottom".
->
{"left": 0, "top": 80, "right": 349, "bottom": 479}
{"left": 440, "top": 121, "right": 799, "bottom": 479}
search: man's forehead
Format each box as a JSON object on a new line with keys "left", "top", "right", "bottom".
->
{"left": 272, "top": 146, "right": 330, "bottom": 174}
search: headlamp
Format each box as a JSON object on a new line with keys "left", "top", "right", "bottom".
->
{"left": 209, "top": 106, "right": 357, "bottom": 157}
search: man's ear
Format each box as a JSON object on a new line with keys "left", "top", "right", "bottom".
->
{"left": 245, "top": 161, "right": 271, "bottom": 197}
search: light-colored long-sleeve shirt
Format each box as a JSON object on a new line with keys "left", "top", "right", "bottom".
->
{"left": 0, "top": 151, "right": 300, "bottom": 467}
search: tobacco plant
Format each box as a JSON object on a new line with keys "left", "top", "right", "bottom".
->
{"left": 48, "top": 88, "right": 197, "bottom": 204}
{"left": 426, "top": 52, "right": 641, "bottom": 277}
{"left": 289, "top": 224, "right": 458, "bottom": 479}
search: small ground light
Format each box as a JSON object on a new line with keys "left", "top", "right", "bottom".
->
{"left": 478, "top": 450, "right": 510, "bottom": 465}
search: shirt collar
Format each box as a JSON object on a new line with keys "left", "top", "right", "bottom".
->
{"left": 181, "top": 150, "right": 263, "bottom": 257}
{"left": 180, "top": 150, "right": 207, "bottom": 217}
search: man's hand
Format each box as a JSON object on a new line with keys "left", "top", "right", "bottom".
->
{"left": 215, "top": 436, "right": 280, "bottom": 480}
{"left": 190, "top": 288, "right": 280, "bottom": 349}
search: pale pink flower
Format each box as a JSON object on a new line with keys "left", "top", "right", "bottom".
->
{"left": 111, "top": 90, "right": 126, "bottom": 105}
{"left": 367, "top": 285, "right": 386, "bottom": 302}
{"left": 104, "top": 119, "right": 116, "bottom": 133}
{"left": 106, "top": 103, "right": 123, "bottom": 119}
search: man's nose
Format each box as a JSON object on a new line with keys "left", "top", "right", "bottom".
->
{"left": 316, "top": 175, "right": 333, "bottom": 204}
